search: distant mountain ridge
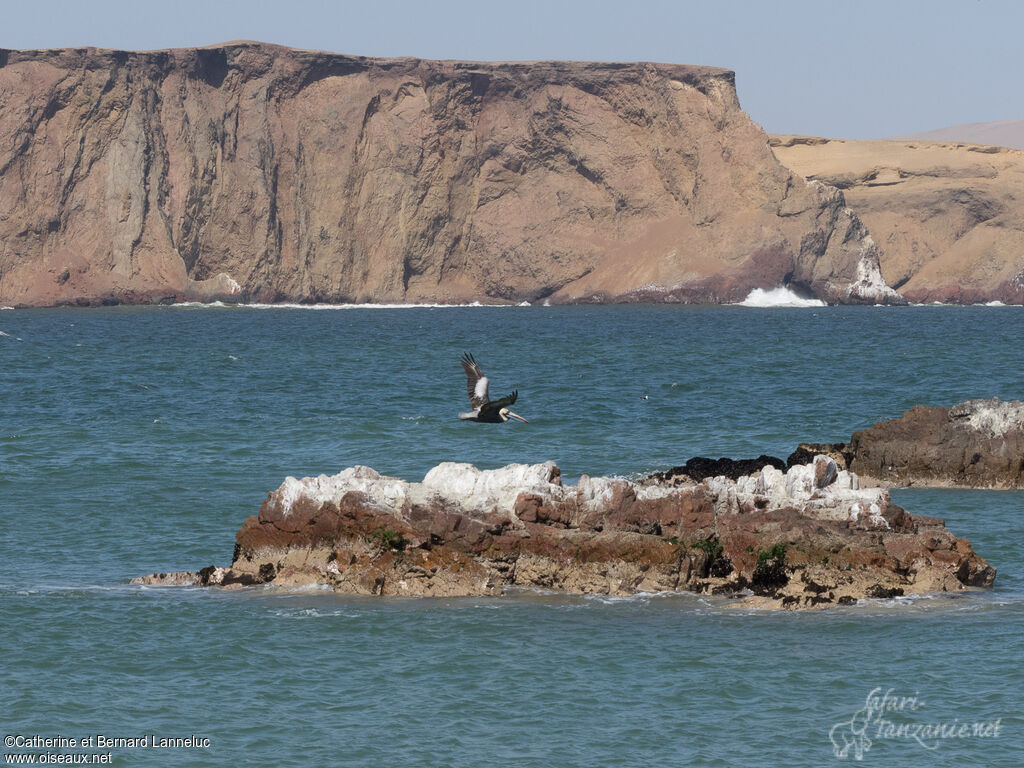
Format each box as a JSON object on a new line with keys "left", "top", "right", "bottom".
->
{"left": 890, "top": 119, "right": 1024, "bottom": 151}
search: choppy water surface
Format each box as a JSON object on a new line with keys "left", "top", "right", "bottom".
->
{"left": 1, "top": 304, "right": 1023, "bottom": 767}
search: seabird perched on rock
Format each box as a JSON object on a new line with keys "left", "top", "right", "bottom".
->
{"left": 458, "top": 353, "right": 529, "bottom": 423}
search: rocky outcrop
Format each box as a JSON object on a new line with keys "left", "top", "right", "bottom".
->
{"left": 646, "top": 454, "right": 786, "bottom": 485}
{"left": 771, "top": 135, "right": 1024, "bottom": 304}
{"left": 134, "top": 456, "right": 995, "bottom": 608}
{"left": 845, "top": 398, "right": 1024, "bottom": 488}
{"left": 1, "top": 42, "right": 900, "bottom": 306}
{"left": 652, "top": 398, "right": 1024, "bottom": 491}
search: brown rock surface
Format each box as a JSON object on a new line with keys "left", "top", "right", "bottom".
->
{"left": 1, "top": 42, "right": 899, "bottom": 306}
{"left": 771, "top": 135, "right": 1024, "bottom": 304}
{"left": 135, "top": 458, "right": 995, "bottom": 608}
{"left": 846, "top": 398, "right": 1024, "bottom": 488}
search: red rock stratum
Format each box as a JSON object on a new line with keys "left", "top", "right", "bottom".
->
{"left": 1, "top": 42, "right": 898, "bottom": 306}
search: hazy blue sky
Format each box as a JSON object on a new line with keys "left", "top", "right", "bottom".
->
{"left": 4, "top": 0, "right": 1021, "bottom": 139}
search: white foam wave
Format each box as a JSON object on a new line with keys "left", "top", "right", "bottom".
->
{"left": 910, "top": 301, "right": 1018, "bottom": 307}
{"left": 0, "top": 306, "right": 13, "bottom": 311}
{"left": 581, "top": 591, "right": 680, "bottom": 605}
{"left": 736, "top": 287, "right": 826, "bottom": 308}
{"left": 271, "top": 606, "right": 364, "bottom": 618}
{"left": 0, "top": 330, "right": 9, "bottom": 337}
{"left": 262, "top": 583, "right": 334, "bottom": 594}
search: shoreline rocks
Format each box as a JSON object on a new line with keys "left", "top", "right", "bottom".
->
{"left": 846, "top": 398, "right": 1024, "bottom": 489}
{"left": 645, "top": 454, "right": 786, "bottom": 485}
{"left": 673, "top": 397, "right": 1024, "bottom": 491}
{"left": 134, "top": 455, "right": 996, "bottom": 609}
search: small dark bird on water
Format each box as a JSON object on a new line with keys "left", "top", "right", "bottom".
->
{"left": 458, "top": 353, "right": 529, "bottom": 423}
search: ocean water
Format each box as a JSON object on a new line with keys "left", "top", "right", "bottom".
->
{"left": 1, "top": 304, "right": 1022, "bottom": 767}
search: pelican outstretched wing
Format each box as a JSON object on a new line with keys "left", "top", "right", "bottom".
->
{"left": 488, "top": 390, "right": 518, "bottom": 409}
{"left": 461, "top": 353, "right": 490, "bottom": 409}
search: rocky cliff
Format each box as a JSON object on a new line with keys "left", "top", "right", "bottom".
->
{"left": 771, "top": 135, "right": 1024, "bottom": 304}
{"left": 0, "top": 42, "right": 898, "bottom": 306}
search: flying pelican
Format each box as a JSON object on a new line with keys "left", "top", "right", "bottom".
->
{"left": 458, "top": 353, "right": 529, "bottom": 423}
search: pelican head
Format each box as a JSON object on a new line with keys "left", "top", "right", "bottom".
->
{"left": 499, "top": 408, "right": 529, "bottom": 423}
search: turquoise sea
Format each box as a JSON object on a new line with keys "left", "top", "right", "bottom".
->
{"left": 1, "top": 304, "right": 1022, "bottom": 767}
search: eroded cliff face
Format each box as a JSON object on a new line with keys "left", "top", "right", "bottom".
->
{"left": 771, "top": 135, "right": 1024, "bottom": 304}
{"left": 0, "top": 42, "right": 897, "bottom": 306}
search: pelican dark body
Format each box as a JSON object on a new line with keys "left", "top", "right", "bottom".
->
{"left": 458, "top": 353, "right": 529, "bottom": 424}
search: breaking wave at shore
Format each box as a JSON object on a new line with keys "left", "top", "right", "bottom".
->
{"left": 735, "top": 286, "right": 827, "bottom": 308}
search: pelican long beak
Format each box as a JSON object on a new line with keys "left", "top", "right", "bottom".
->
{"left": 506, "top": 410, "right": 529, "bottom": 423}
